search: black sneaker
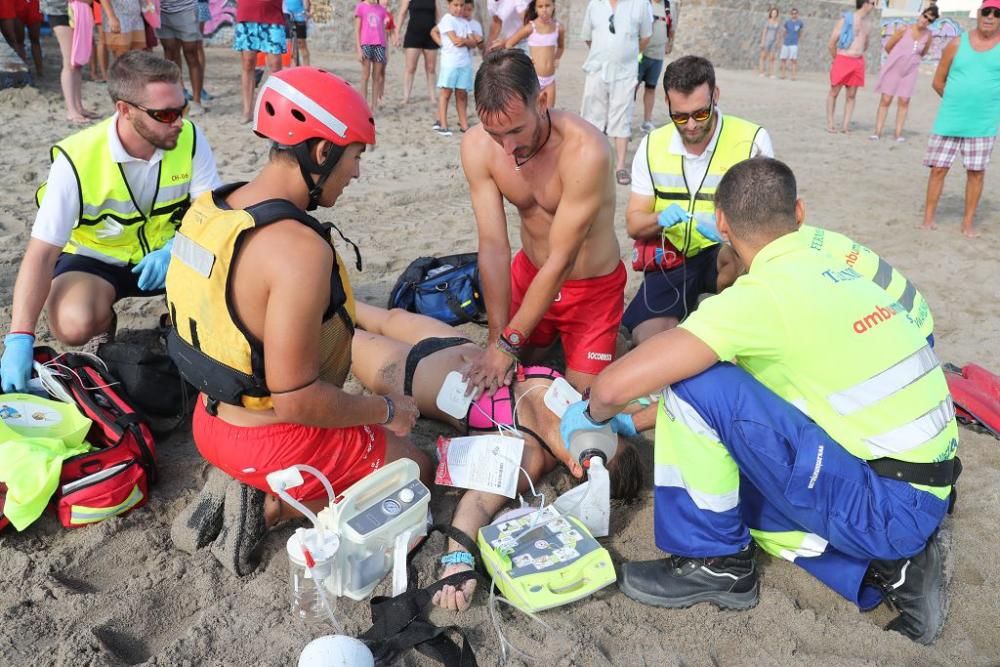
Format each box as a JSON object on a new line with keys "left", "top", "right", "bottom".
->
{"left": 866, "top": 529, "right": 951, "bottom": 645}
{"left": 619, "top": 545, "right": 759, "bottom": 610}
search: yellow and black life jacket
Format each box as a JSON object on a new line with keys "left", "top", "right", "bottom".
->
{"left": 164, "top": 183, "right": 357, "bottom": 411}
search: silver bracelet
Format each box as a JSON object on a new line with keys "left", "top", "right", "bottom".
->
{"left": 380, "top": 395, "right": 395, "bottom": 425}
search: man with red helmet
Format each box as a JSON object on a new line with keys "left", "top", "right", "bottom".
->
{"left": 164, "top": 67, "right": 432, "bottom": 576}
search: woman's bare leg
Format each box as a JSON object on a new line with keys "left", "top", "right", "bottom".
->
{"left": 355, "top": 303, "right": 466, "bottom": 344}
{"left": 403, "top": 47, "right": 419, "bottom": 103}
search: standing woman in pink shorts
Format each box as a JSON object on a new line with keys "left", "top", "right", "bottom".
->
{"left": 504, "top": 0, "right": 563, "bottom": 106}
{"left": 870, "top": 5, "right": 938, "bottom": 142}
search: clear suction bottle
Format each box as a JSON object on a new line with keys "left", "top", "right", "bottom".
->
{"left": 266, "top": 465, "right": 343, "bottom": 632}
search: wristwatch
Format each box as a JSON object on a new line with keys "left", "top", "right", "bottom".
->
{"left": 501, "top": 326, "right": 525, "bottom": 348}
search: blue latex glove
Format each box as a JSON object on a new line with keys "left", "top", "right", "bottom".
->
{"left": 1, "top": 333, "right": 35, "bottom": 393}
{"left": 611, "top": 413, "right": 638, "bottom": 437}
{"left": 695, "top": 214, "right": 722, "bottom": 243}
{"left": 560, "top": 400, "right": 607, "bottom": 449}
{"left": 657, "top": 204, "right": 692, "bottom": 230}
{"left": 131, "top": 239, "right": 174, "bottom": 292}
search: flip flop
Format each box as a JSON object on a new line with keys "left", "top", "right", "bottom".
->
{"left": 616, "top": 169, "right": 631, "bottom": 186}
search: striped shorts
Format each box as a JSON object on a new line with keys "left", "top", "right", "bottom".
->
{"left": 923, "top": 134, "right": 995, "bottom": 172}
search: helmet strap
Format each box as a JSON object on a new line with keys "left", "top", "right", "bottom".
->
{"left": 292, "top": 141, "right": 346, "bottom": 211}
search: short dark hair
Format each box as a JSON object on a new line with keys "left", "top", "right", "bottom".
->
{"left": 715, "top": 157, "right": 798, "bottom": 240}
{"left": 855, "top": 0, "right": 867, "bottom": 9}
{"left": 107, "top": 51, "right": 180, "bottom": 105}
{"left": 474, "top": 49, "right": 540, "bottom": 121}
{"left": 663, "top": 55, "right": 716, "bottom": 96}
{"left": 923, "top": 5, "right": 939, "bottom": 20}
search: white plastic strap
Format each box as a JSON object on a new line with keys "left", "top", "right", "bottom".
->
{"left": 392, "top": 528, "right": 415, "bottom": 597}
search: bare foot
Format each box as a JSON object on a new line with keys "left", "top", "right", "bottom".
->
{"left": 917, "top": 221, "right": 937, "bottom": 231}
{"left": 66, "top": 114, "right": 90, "bottom": 124}
{"left": 82, "top": 109, "right": 101, "bottom": 119}
{"left": 825, "top": 126, "right": 837, "bottom": 134}
{"left": 431, "top": 562, "right": 476, "bottom": 611}
{"left": 241, "top": 114, "right": 253, "bottom": 124}
{"left": 840, "top": 127, "right": 850, "bottom": 134}
{"left": 961, "top": 226, "right": 980, "bottom": 238}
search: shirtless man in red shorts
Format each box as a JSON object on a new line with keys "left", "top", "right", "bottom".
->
{"left": 462, "top": 48, "right": 624, "bottom": 396}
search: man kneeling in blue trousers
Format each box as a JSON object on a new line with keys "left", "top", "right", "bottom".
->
{"left": 560, "top": 157, "right": 960, "bottom": 645}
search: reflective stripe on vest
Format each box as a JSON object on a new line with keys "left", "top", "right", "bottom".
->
{"left": 69, "top": 484, "right": 144, "bottom": 525}
{"left": 36, "top": 117, "right": 196, "bottom": 265}
{"left": 824, "top": 344, "right": 953, "bottom": 458}
{"left": 828, "top": 346, "right": 939, "bottom": 416}
{"left": 800, "top": 225, "right": 934, "bottom": 339}
{"left": 654, "top": 388, "right": 740, "bottom": 513}
{"left": 646, "top": 114, "right": 761, "bottom": 257}
{"left": 866, "top": 398, "right": 955, "bottom": 457}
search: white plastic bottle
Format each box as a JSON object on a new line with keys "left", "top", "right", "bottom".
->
{"left": 287, "top": 527, "right": 341, "bottom": 628}
{"left": 568, "top": 423, "right": 618, "bottom": 466}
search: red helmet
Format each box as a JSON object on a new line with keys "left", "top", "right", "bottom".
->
{"left": 253, "top": 67, "right": 375, "bottom": 148}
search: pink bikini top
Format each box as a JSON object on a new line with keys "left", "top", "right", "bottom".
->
{"left": 467, "top": 365, "right": 561, "bottom": 434}
{"left": 526, "top": 20, "right": 559, "bottom": 48}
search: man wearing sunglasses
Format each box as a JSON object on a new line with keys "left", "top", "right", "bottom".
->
{"left": 919, "top": 0, "right": 1000, "bottom": 238}
{"left": 622, "top": 55, "right": 773, "bottom": 346}
{"left": 0, "top": 51, "right": 221, "bottom": 394}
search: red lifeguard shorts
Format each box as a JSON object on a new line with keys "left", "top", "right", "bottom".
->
{"left": 509, "top": 250, "right": 626, "bottom": 376}
{"left": 0, "top": 0, "right": 43, "bottom": 24}
{"left": 192, "top": 400, "right": 387, "bottom": 501}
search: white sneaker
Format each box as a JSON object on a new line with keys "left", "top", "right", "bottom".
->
{"left": 435, "top": 126, "right": 453, "bottom": 137}
{"left": 187, "top": 102, "right": 206, "bottom": 116}
{"left": 641, "top": 121, "right": 656, "bottom": 133}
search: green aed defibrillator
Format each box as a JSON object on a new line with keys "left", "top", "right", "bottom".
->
{"left": 477, "top": 505, "right": 616, "bottom": 613}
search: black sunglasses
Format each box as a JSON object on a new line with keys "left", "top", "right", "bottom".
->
{"left": 608, "top": 13, "right": 615, "bottom": 34}
{"left": 121, "top": 99, "right": 188, "bottom": 124}
{"left": 982, "top": 7, "right": 1000, "bottom": 17}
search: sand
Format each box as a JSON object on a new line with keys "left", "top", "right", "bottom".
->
{"left": 1, "top": 41, "right": 999, "bottom": 666}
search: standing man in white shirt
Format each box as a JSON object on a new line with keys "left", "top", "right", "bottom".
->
{"left": 0, "top": 52, "right": 221, "bottom": 393}
{"left": 623, "top": 56, "right": 773, "bottom": 344}
{"left": 580, "top": 0, "right": 653, "bottom": 185}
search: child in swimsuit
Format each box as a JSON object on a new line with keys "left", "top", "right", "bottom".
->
{"left": 505, "top": 0, "right": 564, "bottom": 106}
{"left": 350, "top": 303, "right": 649, "bottom": 611}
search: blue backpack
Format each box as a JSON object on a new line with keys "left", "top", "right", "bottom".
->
{"left": 837, "top": 12, "right": 855, "bottom": 50}
{"left": 388, "top": 253, "right": 487, "bottom": 325}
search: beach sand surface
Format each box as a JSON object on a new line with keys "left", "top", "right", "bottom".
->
{"left": 1, "top": 42, "right": 998, "bottom": 666}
